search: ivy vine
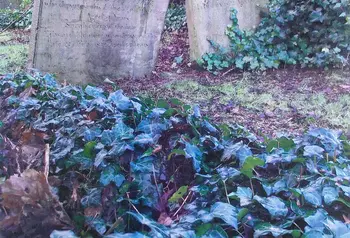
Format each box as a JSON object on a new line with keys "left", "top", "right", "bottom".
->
{"left": 199, "top": 0, "right": 350, "bottom": 72}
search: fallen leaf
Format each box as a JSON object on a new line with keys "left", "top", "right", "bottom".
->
{"left": 158, "top": 212, "right": 173, "bottom": 226}
{"left": 0, "top": 169, "right": 73, "bottom": 237}
{"left": 84, "top": 207, "right": 102, "bottom": 218}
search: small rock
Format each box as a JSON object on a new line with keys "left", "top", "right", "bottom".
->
{"left": 264, "top": 110, "right": 274, "bottom": 118}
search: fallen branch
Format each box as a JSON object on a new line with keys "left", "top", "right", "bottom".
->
{"left": 44, "top": 144, "right": 50, "bottom": 180}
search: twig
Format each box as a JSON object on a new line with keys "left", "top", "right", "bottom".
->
{"left": 173, "top": 191, "right": 192, "bottom": 218}
{"left": 223, "top": 180, "right": 231, "bottom": 204}
{"left": 105, "top": 217, "right": 123, "bottom": 235}
{"left": 293, "top": 221, "right": 304, "bottom": 234}
{"left": 222, "top": 67, "right": 235, "bottom": 76}
{"left": 127, "top": 192, "right": 142, "bottom": 215}
{"left": 44, "top": 144, "right": 50, "bottom": 180}
{"left": 152, "top": 164, "right": 161, "bottom": 200}
{"left": 0, "top": 5, "right": 33, "bottom": 35}
{"left": 250, "top": 179, "right": 255, "bottom": 196}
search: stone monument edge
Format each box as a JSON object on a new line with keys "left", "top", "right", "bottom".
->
{"left": 28, "top": 0, "right": 43, "bottom": 69}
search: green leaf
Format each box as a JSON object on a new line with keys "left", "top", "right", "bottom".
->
{"left": 100, "top": 166, "right": 125, "bottom": 187}
{"left": 302, "top": 230, "right": 324, "bottom": 238}
{"left": 195, "top": 223, "right": 212, "bottom": 237}
{"left": 85, "top": 85, "right": 105, "bottom": 99}
{"left": 169, "top": 186, "right": 188, "bottom": 203}
{"left": 322, "top": 186, "right": 339, "bottom": 205}
{"left": 237, "top": 208, "right": 249, "bottom": 221}
{"left": 94, "top": 149, "right": 108, "bottom": 167}
{"left": 50, "top": 230, "right": 78, "bottom": 238}
{"left": 324, "top": 219, "right": 350, "bottom": 237}
{"left": 127, "top": 212, "right": 169, "bottom": 237}
{"left": 83, "top": 141, "right": 97, "bottom": 158}
{"left": 101, "top": 121, "right": 134, "bottom": 145}
{"left": 81, "top": 188, "right": 102, "bottom": 208}
{"left": 210, "top": 202, "right": 238, "bottom": 229}
{"left": 254, "top": 195, "right": 288, "bottom": 218}
{"left": 303, "top": 145, "right": 324, "bottom": 158}
{"left": 267, "top": 137, "right": 295, "bottom": 152}
{"left": 105, "top": 233, "right": 148, "bottom": 238}
{"left": 241, "top": 157, "right": 265, "bottom": 178}
{"left": 254, "top": 223, "right": 300, "bottom": 238}
{"left": 304, "top": 209, "right": 327, "bottom": 230}
{"left": 131, "top": 156, "right": 155, "bottom": 173}
{"left": 202, "top": 225, "right": 228, "bottom": 238}
{"left": 229, "top": 187, "right": 253, "bottom": 206}
{"left": 185, "top": 143, "right": 203, "bottom": 172}
{"left": 303, "top": 185, "right": 322, "bottom": 207}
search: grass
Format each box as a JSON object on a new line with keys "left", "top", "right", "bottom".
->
{"left": 136, "top": 72, "right": 350, "bottom": 132}
{"left": 0, "top": 44, "right": 28, "bottom": 74}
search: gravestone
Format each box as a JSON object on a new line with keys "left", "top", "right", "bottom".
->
{"left": 0, "top": 0, "right": 21, "bottom": 9}
{"left": 186, "top": 0, "right": 268, "bottom": 60}
{"left": 29, "top": 0, "right": 170, "bottom": 84}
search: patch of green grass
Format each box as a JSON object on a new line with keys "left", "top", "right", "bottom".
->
{"left": 0, "top": 32, "right": 12, "bottom": 43}
{"left": 162, "top": 77, "right": 350, "bottom": 129}
{"left": 166, "top": 79, "right": 280, "bottom": 110}
{"left": 0, "top": 44, "right": 28, "bottom": 74}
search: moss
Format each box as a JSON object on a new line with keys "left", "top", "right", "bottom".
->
{"left": 0, "top": 44, "right": 28, "bottom": 74}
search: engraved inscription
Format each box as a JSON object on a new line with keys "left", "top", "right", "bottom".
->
{"left": 30, "top": 0, "right": 170, "bottom": 83}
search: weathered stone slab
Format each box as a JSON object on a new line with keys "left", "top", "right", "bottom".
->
{"left": 0, "top": 0, "right": 21, "bottom": 9}
{"left": 29, "top": 0, "right": 170, "bottom": 84}
{"left": 186, "top": 0, "right": 268, "bottom": 60}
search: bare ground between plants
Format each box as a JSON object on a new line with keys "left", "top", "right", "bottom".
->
{"left": 1, "top": 28, "right": 350, "bottom": 137}
{"left": 114, "top": 29, "right": 350, "bottom": 138}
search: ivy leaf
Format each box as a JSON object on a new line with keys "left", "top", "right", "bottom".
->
{"left": 81, "top": 188, "right": 102, "bottom": 208}
{"left": 101, "top": 121, "right": 134, "bottom": 145}
{"left": 237, "top": 208, "right": 249, "bottom": 221}
{"left": 131, "top": 156, "right": 155, "bottom": 173}
{"left": 94, "top": 149, "right": 108, "bottom": 167}
{"left": 85, "top": 217, "right": 106, "bottom": 235}
{"left": 229, "top": 187, "right": 253, "bottom": 206}
{"left": 302, "top": 230, "right": 325, "bottom": 238}
{"left": 127, "top": 212, "right": 169, "bottom": 237}
{"left": 108, "top": 90, "right": 132, "bottom": 111}
{"left": 254, "top": 223, "right": 300, "bottom": 238}
{"left": 100, "top": 166, "right": 125, "bottom": 187}
{"left": 105, "top": 232, "right": 148, "bottom": 238}
{"left": 83, "top": 141, "right": 97, "bottom": 158}
{"left": 302, "top": 185, "right": 322, "bottom": 207}
{"left": 322, "top": 186, "right": 339, "bottom": 205}
{"left": 85, "top": 86, "right": 105, "bottom": 99}
{"left": 303, "top": 145, "right": 324, "bottom": 158}
{"left": 185, "top": 143, "right": 203, "bottom": 172}
{"left": 50, "top": 230, "right": 78, "bottom": 238}
{"left": 217, "top": 167, "right": 241, "bottom": 181}
{"left": 304, "top": 209, "right": 327, "bottom": 231}
{"left": 109, "top": 142, "right": 133, "bottom": 155}
{"left": 169, "top": 186, "right": 188, "bottom": 203}
{"left": 254, "top": 196, "right": 288, "bottom": 218}
{"left": 267, "top": 137, "right": 295, "bottom": 153}
{"left": 324, "top": 219, "right": 350, "bottom": 237}
{"left": 202, "top": 225, "right": 228, "bottom": 238}
{"left": 210, "top": 202, "right": 238, "bottom": 229}
{"left": 241, "top": 157, "right": 265, "bottom": 178}
{"left": 133, "top": 133, "right": 157, "bottom": 147}
{"left": 309, "top": 10, "right": 324, "bottom": 23}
